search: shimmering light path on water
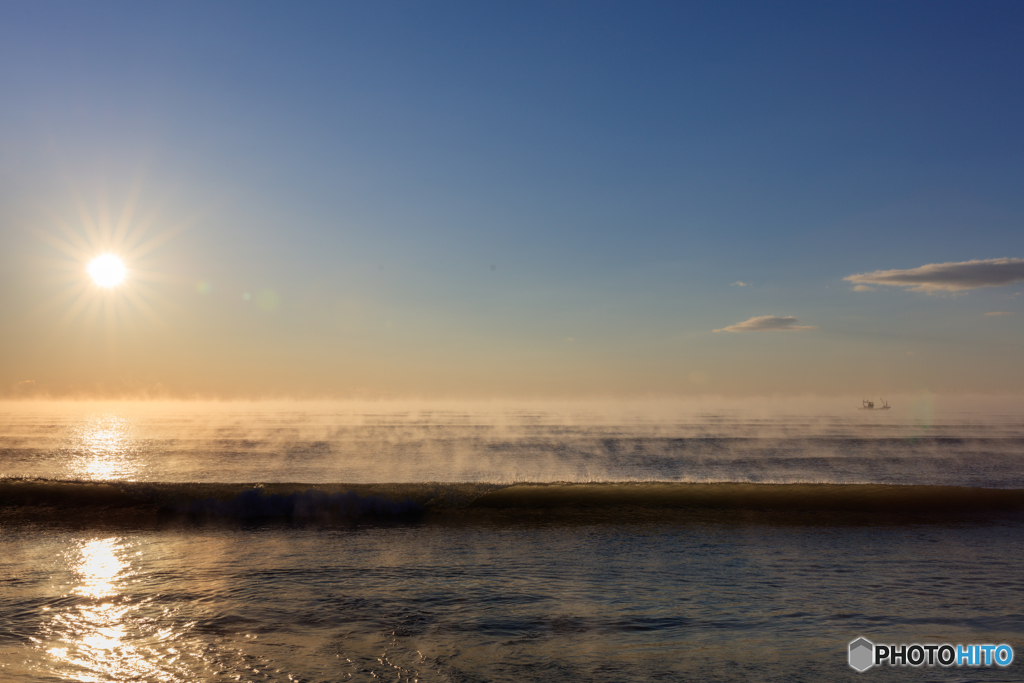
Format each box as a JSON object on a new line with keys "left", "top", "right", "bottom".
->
{"left": 1, "top": 518, "right": 1022, "bottom": 682}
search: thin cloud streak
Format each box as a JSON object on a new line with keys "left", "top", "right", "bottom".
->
{"left": 714, "top": 315, "right": 817, "bottom": 333}
{"left": 846, "top": 258, "right": 1024, "bottom": 292}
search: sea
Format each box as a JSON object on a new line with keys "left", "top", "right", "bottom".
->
{"left": 1, "top": 396, "right": 1023, "bottom": 682}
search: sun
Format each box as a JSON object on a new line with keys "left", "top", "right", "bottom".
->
{"left": 36, "top": 179, "right": 193, "bottom": 338}
{"left": 87, "top": 254, "right": 127, "bottom": 288}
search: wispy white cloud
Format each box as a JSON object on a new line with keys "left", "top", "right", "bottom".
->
{"left": 984, "top": 311, "right": 1014, "bottom": 316}
{"left": 845, "top": 258, "right": 1024, "bottom": 293}
{"left": 852, "top": 284, "right": 874, "bottom": 292}
{"left": 714, "top": 315, "right": 817, "bottom": 333}
{"left": 731, "top": 281, "right": 748, "bottom": 287}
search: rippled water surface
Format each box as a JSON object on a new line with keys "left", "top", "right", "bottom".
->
{"left": 1, "top": 398, "right": 1022, "bottom": 681}
{"left": 3, "top": 519, "right": 1023, "bottom": 682}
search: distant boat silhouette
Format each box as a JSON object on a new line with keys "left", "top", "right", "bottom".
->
{"left": 859, "top": 399, "right": 891, "bottom": 410}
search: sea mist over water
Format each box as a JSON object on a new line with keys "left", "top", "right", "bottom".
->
{"left": 1, "top": 395, "right": 1023, "bottom": 487}
{"left": 3, "top": 397, "right": 1024, "bottom": 682}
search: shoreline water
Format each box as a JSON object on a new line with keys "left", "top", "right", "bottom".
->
{"left": 3, "top": 403, "right": 1023, "bottom": 680}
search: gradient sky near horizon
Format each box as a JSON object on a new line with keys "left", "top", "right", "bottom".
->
{"left": 2, "top": 1, "right": 1023, "bottom": 398}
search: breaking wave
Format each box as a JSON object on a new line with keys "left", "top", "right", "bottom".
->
{"left": 3, "top": 478, "right": 1024, "bottom": 523}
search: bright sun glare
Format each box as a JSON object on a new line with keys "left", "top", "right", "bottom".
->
{"left": 87, "top": 255, "right": 127, "bottom": 288}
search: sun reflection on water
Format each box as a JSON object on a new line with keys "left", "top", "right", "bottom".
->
{"left": 41, "top": 538, "right": 144, "bottom": 680}
{"left": 65, "top": 415, "right": 143, "bottom": 481}
{"left": 73, "top": 537, "right": 129, "bottom": 598}
{"left": 35, "top": 538, "right": 195, "bottom": 682}
{"left": 26, "top": 534, "right": 275, "bottom": 683}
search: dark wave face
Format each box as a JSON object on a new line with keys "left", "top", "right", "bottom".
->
{"left": 4, "top": 479, "right": 1024, "bottom": 526}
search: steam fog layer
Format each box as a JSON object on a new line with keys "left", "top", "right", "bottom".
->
{"left": 2, "top": 396, "right": 1023, "bottom": 487}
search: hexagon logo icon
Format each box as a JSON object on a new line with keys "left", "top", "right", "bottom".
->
{"left": 849, "top": 637, "right": 874, "bottom": 672}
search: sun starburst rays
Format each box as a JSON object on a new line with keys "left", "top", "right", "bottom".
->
{"left": 34, "top": 182, "right": 190, "bottom": 343}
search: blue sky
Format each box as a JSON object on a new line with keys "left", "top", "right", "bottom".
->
{"left": 2, "top": 2, "right": 1023, "bottom": 397}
